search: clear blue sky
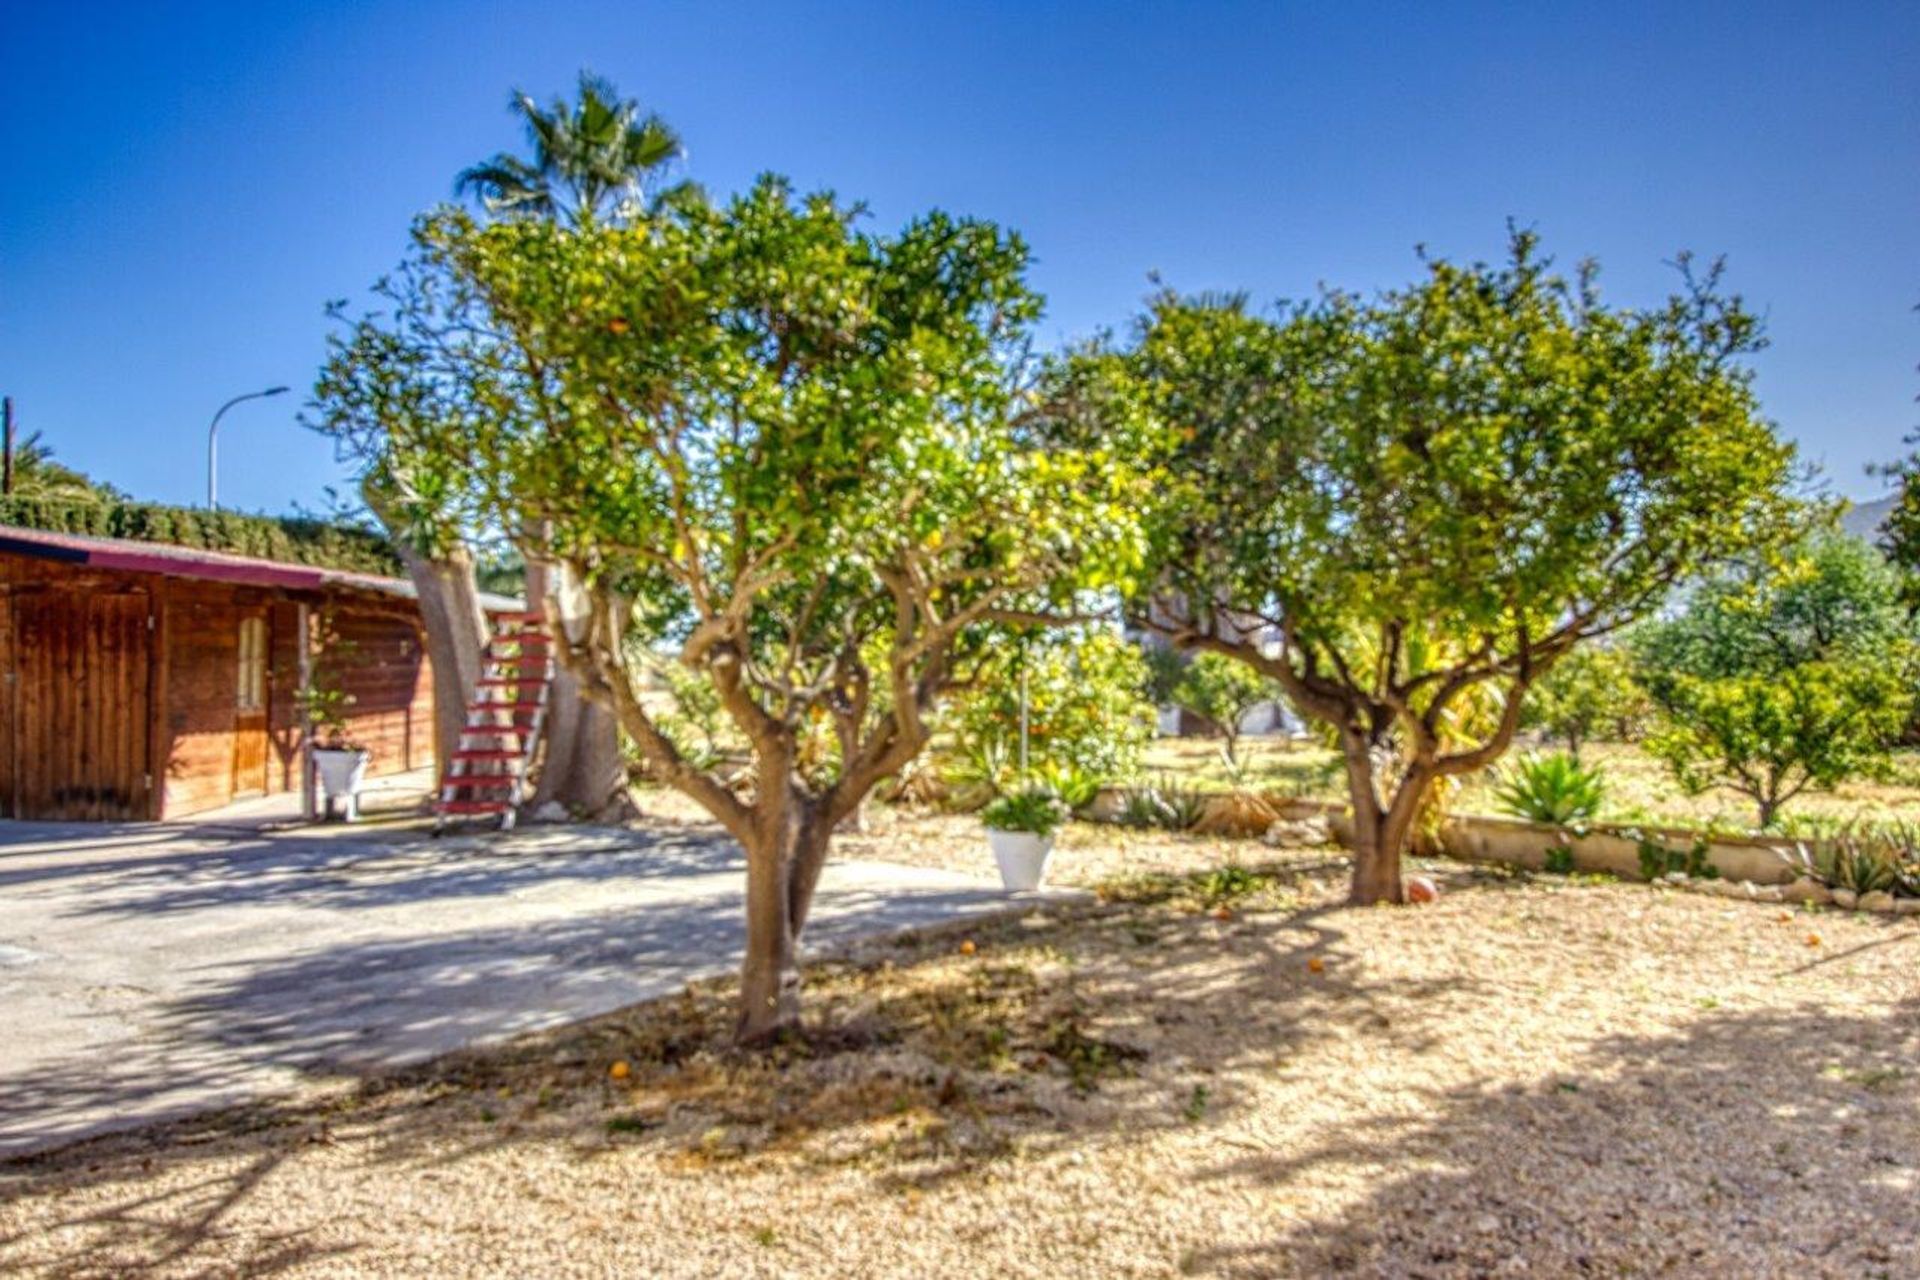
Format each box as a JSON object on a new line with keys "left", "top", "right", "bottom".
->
{"left": 3, "top": 1, "right": 1915, "bottom": 514}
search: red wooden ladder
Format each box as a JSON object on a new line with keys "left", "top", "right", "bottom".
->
{"left": 433, "top": 611, "right": 554, "bottom": 831}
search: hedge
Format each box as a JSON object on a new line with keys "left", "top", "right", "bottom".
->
{"left": 0, "top": 494, "right": 403, "bottom": 578}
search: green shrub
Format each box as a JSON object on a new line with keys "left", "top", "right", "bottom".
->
{"left": 1494, "top": 752, "right": 1605, "bottom": 827}
{"left": 1633, "top": 833, "right": 1719, "bottom": 881}
{"left": 0, "top": 494, "right": 402, "bottom": 576}
{"left": 1033, "top": 760, "right": 1104, "bottom": 814}
{"left": 1779, "top": 819, "right": 1920, "bottom": 897}
{"left": 980, "top": 787, "right": 1071, "bottom": 837}
{"left": 1115, "top": 774, "right": 1207, "bottom": 832}
{"left": 1542, "top": 845, "right": 1577, "bottom": 875}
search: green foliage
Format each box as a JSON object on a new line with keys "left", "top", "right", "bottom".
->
{"left": 297, "top": 609, "right": 363, "bottom": 750}
{"left": 980, "top": 787, "right": 1071, "bottom": 837}
{"left": 1169, "top": 651, "right": 1282, "bottom": 765}
{"left": 1049, "top": 228, "right": 1800, "bottom": 897}
{"left": 1779, "top": 819, "right": 1920, "bottom": 897}
{"left": 1191, "top": 863, "right": 1271, "bottom": 905}
{"left": 1494, "top": 752, "right": 1606, "bottom": 827}
{"left": 0, "top": 493, "right": 402, "bottom": 577}
{"left": 1141, "top": 643, "right": 1187, "bottom": 707}
{"left": 1542, "top": 845, "right": 1577, "bottom": 875}
{"left": 1522, "top": 644, "right": 1650, "bottom": 757}
{"left": 314, "top": 177, "right": 1149, "bottom": 830}
{"left": 455, "top": 71, "right": 690, "bottom": 227}
{"left": 1635, "top": 532, "right": 1919, "bottom": 828}
{"left": 1633, "top": 833, "right": 1719, "bottom": 881}
{"left": 653, "top": 661, "right": 732, "bottom": 769}
{"left": 946, "top": 627, "right": 1156, "bottom": 786}
{"left": 0, "top": 431, "right": 125, "bottom": 503}
{"left": 1115, "top": 774, "right": 1208, "bottom": 831}
{"left": 1032, "top": 760, "right": 1104, "bottom": 813}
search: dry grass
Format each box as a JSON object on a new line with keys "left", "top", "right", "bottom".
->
{"left": 3, "top": 816, "right": 1916, "bottom": 1279}
{"left": 1145, "top": 736, "right": 1920, "bottom": 831}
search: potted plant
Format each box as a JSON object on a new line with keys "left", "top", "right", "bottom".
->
{"left": 299, "top": 662, "right": 368, "bottom": 822}
{"left": 980, "top": 787, "right": 1070, "bottom": 892}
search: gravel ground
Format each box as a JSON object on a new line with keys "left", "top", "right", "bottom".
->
{"left": 1, "top": 811, "right": 1916, "bottom": 1279}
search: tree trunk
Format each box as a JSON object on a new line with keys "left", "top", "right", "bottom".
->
{"left": 736, "top": 797, "right": 834, "bottom": 1044}
{"left": 358, "top": 485, "right": 488, "bottom": 777}
{"left": 1341, "top": 741, "right": 1423, "bottom": 906}
{"left": 524, "top": 558, "right": 635, "bottom": 821}
{"left": 391, "top": 540, "right": 488, "bottom": 776}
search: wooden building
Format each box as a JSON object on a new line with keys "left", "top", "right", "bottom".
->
{"left": 0, "top": 524, "right": 502, "bottom": 822}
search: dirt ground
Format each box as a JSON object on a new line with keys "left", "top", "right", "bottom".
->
{"left": 2, "top": 809, "right": 1915, "bottom": 1279}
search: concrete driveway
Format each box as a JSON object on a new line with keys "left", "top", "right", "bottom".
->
{"left": 0, "top": 815, "right": 1026, "bottom": 1158}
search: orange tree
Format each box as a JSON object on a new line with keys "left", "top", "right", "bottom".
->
{"left": 316, "top": 178, "right": 1144, "bottom": 1040}
{"left": 1050, "top": 232, "right": 1801, "bottom": 904}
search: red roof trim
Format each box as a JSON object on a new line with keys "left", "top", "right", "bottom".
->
{"left": 0, "top": 523, "right": 526, "bottom": 611}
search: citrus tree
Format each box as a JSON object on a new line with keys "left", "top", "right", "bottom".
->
{"left": 1169, "top": 651, "right": 1283, "bottom": 769}
{"left": 316, "top": 178, "right": 1144, "bottom": 1039}
{"left": 1051, "top": 232, "right": 1800, "bottom": 903}
{"left": 944, "top": 625, "right": 1154, "bottom": 793}
{"left": 1522, "top": 644, "right": 1650, "bottom": 760}
{"left": 1635, "top": 532, "right": 1917, "bottom": 827}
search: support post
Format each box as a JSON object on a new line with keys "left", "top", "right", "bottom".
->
{"left": 297, "top": 601, "right": 316, "bottom": 821}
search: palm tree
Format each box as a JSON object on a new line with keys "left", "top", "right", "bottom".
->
{"left": 455, "top": 72, "right": 689, "bottom": 226}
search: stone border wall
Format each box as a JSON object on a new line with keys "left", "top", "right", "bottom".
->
{"left": 1089, "top": 787, "right": 1799, "bottom": 885}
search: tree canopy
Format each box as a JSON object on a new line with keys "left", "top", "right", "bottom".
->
{"left": 1049, "top": 230, "right": 1802, "bottom": 901}
{"left": 314, "top": 176, "right": 1145, "bottom": 1037}
{"left": 1635, "top": 531, "right": 1918, "bottom": 827}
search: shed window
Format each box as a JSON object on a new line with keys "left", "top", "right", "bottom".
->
{"left": 237, "top": 616, "right": 267, "bottom": 711}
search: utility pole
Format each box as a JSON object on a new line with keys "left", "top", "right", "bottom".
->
{"left": 2, "top": 396, "right": 14, "bottom": 496}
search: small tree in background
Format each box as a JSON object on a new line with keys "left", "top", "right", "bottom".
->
{"left": 1635, "top": 532, "right": 1917, "bottom": 828}
{"left": 1050, "top": 231, "right": 1801, "bottom": 903}
{"left": 1170, "top": 651, "right": 1282, "bottom": 770}
{"left": 945, "top": 626, "right": 1155, "bottom": 795}
{"left": 1522, "top": 644, "right": 1650, "bottom": 760}
{"left": 317, "top": 178, "right": 1144, "bottom": 1040}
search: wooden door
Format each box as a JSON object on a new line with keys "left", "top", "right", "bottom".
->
{"left": 232, "top": 612, "right": 269, "bottom": 798}
{"left": 7, "top": 588, "right": 153, "bottom": 820}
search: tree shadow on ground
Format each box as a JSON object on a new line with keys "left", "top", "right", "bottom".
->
{"left": 0, "top": 858, "right": 1444, "bottom": 1276}
{"left": 0, "top": 816, "right": 742, "bottom": 920}
{"left": 1188, "top": 994, "right": 1920, "bottom": 1278}
{"left": 0, "top": 869, "right": 1030, "bottom": 1156}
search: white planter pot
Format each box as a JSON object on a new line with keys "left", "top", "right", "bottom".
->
{"left": 312, "top": 747, "right": 370, "bottom": 821}
{"left": 986, "top": 828, "right": 1055, "bottom": 892}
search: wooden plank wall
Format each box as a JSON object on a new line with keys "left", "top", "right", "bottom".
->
{"left": 326, "top": 602, "right": 434, "bottom": 777}
{"left": 0, "top": 556, "right": 154, "bottom": 820}
{"left": 0, "top": 551, "right": 438, "bottom": 821}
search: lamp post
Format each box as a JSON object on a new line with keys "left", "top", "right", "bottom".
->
{"left": 207, "top": 386, "right": 289, "bottom": 509}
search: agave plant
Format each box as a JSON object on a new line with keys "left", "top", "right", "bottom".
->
{"left": 1494, "top": 752, "right": 1605, "bottom": 828}
{"left": 1780, "top": 816, "right": 1920, "bottom": 896}
{"left": 1115, "top": 775, "right": 1208, "bottom": 832}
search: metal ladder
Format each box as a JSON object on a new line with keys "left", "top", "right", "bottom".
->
{"left": 433, "top": 611, "right": 553, "bottom": 831}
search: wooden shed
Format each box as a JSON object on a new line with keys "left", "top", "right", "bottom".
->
{"left": 0, "top": 524, "right": 495, "bottom": 822}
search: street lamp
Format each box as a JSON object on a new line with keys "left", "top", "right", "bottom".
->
{"left": 207, "top": 386, "right": 289, "bottom": 510}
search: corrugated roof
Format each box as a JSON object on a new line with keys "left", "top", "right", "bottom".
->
{"left": 0, "top": 523, "right": 525, "bottom": 612}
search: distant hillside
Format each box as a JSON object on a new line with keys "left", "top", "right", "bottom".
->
{"left": 1842, "top": 494, "right": 1898, "bottom": 543}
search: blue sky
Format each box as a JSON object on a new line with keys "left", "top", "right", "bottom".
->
{"left": 3, "top": 1, "right": 1915, "bottom": 514}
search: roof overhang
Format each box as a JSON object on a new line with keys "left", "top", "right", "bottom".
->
{"left": 0, "top": 524, "right": 524, "bottom": 612}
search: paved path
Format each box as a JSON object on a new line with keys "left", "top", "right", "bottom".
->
{"left": 0, "top": 817, "right": 1032, "bottom": 1157}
